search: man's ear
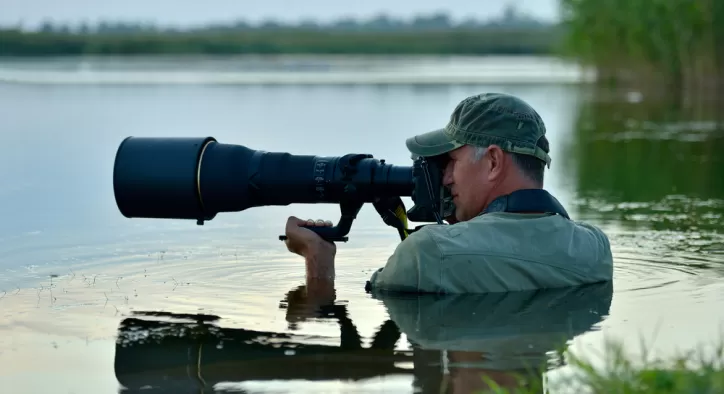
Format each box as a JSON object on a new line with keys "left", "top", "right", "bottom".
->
{"left": 486, "top": 145, "right": 506, "bottom": 181}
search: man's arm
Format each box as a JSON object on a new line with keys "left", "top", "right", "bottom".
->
{"left": 283, "top": 216, "right": 337, "bottom": 285}
{"left": 302, "top": 240, "right": 336, "bottom": 280}
{"left": 281, "top": 216, "right": 338, "bottom": 321}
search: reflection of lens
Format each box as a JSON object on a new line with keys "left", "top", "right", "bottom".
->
{"left": 113, "top": 311, "right": 410, "bottom": 391}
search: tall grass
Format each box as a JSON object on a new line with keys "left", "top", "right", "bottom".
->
{"left": 559, "top": 0, "right": 724, "bottom": 95}
{"left": 477, "top": 338, "right": 724, "bottom": 394}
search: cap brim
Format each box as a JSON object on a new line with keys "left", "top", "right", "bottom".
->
{"left": 405, "top": 128, "right": 465, "bottom": 158}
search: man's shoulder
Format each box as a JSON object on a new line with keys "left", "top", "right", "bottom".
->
{"left": 410, "top": 210, "right": 609, "bottom": 232}
{"left": 406, "top": 212, "right": 576, "bottom": 249}
{"left": 394, "top": 223, "right": 444, "bottom": 256}
{"left": 369, "top": 212, "right": 613, "bottom": 294}
{"left": 396, "top": 221, "right": 469, "bottom": 255}
{"left": 434, "top": 212, "right": 610, "bottom": 241}
{"left": 407, "top": 212, "right": 612, "bottom": 270}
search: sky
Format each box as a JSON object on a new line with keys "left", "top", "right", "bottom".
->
{"left": 0, "top": 0, "right": 560, "bottom": 28}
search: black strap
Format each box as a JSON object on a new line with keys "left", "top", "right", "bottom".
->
{"left": 482, "top": 188, "right": 570, "bottom": 220}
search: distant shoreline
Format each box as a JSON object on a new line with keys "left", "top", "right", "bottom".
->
{"left": 0, "top": 28, "right": 561, "bottom": 57}
{"left": 0, "top": 54, "right": 595, "bottom": 86}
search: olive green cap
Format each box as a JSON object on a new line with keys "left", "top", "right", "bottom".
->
{"left": 406, "top": 93, "right": 552, "bottom": 168}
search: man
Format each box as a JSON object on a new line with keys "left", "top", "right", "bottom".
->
{"left": 284, "top": 93, "right": 613, "bottom": 293}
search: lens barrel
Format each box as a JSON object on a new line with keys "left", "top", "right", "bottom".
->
{"left": 113, "top": 137, "right": 414, "bottom": 224}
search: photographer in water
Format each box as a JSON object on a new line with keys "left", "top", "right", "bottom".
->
{"left": 284, "top": 92, "right": 613, "bottom": 293}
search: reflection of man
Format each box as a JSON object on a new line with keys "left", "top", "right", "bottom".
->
{"left": 375, "top": 281, "right": 613, "bottom": 394}
{"left": 280, "top": 280, "right": 613, "bottom": 394}
{"left": 285, "top": 93, "right": 613, "bottom": 293}
{"left": 112, "top": 281, "right": 612, "bottom": 394}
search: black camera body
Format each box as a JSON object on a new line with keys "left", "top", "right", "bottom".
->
{"left": 113, "top": 136, "right": 453, "bottom": 242}
{"left": 407, "top": 155, "right": 455, "bottom": 224}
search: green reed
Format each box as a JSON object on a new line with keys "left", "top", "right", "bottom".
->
{"left": 558, "top": 0, "right": 724, "bottom": 92}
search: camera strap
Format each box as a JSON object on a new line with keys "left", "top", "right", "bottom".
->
{"left": 372, "top": 196, "right": 411, "bottom": 241}
{"left": 482, "top": 188, "right": 570, "bottom": 220}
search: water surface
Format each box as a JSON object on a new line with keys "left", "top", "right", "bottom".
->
{"left": 0, "top": 56, "right": 722, "bottom": 394}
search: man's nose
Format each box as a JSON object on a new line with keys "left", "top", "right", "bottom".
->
{"left": 442, "top": 165, "right": 453, "bottom": 186}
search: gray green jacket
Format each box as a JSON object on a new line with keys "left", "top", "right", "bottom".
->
{"left": 367, "top": 211, "right": 613, "bottom": 293}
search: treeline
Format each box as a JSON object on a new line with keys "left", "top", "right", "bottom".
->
{"left": 20, "top": 7, "right": 548, "bottom": 35}
{"left": 0, "top": 27, "right": 561, "bottom": 56}
{"left": 0, "top": 7, "right": 561, "bottom": 57}
{"left": 560, "top": 0, "right": 724, "bottom": 92}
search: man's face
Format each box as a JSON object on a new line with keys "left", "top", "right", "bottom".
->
{"left": 442, "top": 145, "right": 491, "bottom": 221}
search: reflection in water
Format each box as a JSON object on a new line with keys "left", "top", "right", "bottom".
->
{"left": 2, "top": 59, "right": 723, "bottom": 393}
{"left": 561, "top": 88, "right": 724, "bottom": 296}
{"left": 114, "top": 281, "right": 612, "bottom": 394}
{"left": 567, "top": 87, "right": 724, "bottom": 229}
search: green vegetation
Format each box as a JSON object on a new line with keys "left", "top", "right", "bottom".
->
{"left": 559, "top": 84, "right": 724, "bottom": 235}
{"left": 562, "top": 344, "right": 724, "bottom": 394}
{"left": 0, "top": 10, "right": 559, "bottom": 57}
{"left": 476, "top": 338, "right": 724, "bottom": 394}
{"left": 559, "top": 0, "right": 724, "bottom": 91}
{"left": 3, "top": 1, "right": 724, "bottom": 91}
{"left": 0, "top": 27, "right": 560, "bottom": 57}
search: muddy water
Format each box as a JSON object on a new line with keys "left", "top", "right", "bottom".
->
{"left": 0, "top": 57, "right": 722, "bottom": 394}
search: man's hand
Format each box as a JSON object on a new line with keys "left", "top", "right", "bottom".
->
{"left": 284, "top": 216, "right": 337, "bottom": 279}
{"left": 445, "top": 214, "right": 460, "bottom": 224}
{"left": 284, "top": 216, "right": 335, "bottom": 256}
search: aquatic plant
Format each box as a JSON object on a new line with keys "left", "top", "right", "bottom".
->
{"left": 476, "top": 336, "right": 724, "bottom": 394}
{"left": 559, "top": 0, "right": 724, "bottom": 93}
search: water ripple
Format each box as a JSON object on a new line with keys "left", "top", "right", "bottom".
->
{"left": 609, "top": 227, "right": 724, "bottom": 299}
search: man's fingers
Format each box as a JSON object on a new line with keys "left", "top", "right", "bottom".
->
{"left": 285, "top": 216, "right": 307, "bottom": 237}
{"left": 286, "top": 216, "right": 307, "bottom": 226}
{"left": 305, "top": 218, "right": 333, "bottom": 227}
{"left": 286, "top": 216, "right": 333, "bottom": 229}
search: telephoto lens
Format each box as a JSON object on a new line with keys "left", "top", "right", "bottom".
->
{"left": 113, "top": 136, "right": 415, "bottom": 225}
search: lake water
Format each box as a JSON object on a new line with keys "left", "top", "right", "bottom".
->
{"left": 0, "top": 55, "right": 722, "bottom": 394}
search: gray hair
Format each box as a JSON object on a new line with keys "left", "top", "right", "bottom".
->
{"left": 472, "top": 146, "right": 487, "bottom": 162}
{"left": 470, "top": 137, "right": 549, "bottom": 185}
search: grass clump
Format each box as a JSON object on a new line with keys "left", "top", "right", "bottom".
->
{"left": 477, "top": 337, "right": 724, "bottom": 394}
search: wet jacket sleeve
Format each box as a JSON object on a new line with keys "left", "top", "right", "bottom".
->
{"left": 366, "top": 229, "right": 444, "bottom": 293}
